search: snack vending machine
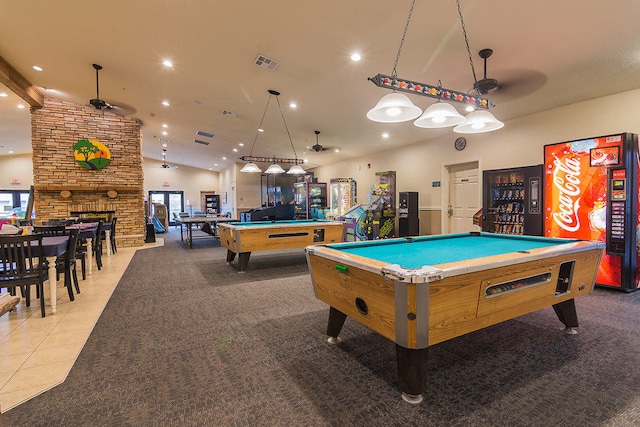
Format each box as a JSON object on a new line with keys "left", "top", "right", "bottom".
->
{"left": 544, "top": 133, "right": 639, "bottom": 291}
{"left": 482, "top": 165, "right": 543, "bottom": 236}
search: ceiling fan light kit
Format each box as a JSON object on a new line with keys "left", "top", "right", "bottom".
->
{"left": 240, "top": 89, "right": 305, "bottom": 174}
{"left": 366, "top": 0, "right": 503, "bottom": 133}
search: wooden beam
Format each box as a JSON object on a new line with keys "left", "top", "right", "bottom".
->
{"left": 0, "top": 55, "right": 44, "bottom": 109}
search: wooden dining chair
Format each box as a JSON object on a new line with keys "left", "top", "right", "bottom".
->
{"left": 0, "top": 234, "right": 47, "bottom": 317}
{"left": 33, "top": 224, "right": 66, "bottom": 236}
{"left": 55, "top": 228, "right": 81, "bottom": 301}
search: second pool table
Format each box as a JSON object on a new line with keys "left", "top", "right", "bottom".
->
{"left": 305, "top": 232, "right": 604, "bottom": 403}
{"left": 218, "top": 219, "right": 344, "bottom": 272}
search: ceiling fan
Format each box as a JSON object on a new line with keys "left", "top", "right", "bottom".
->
{"left": 309, "top": 130, "right": 340, "bottom": 153}
{"left": 471, "top": 48, "right": 548, "bottom": 101}
{"left": 89, "top": 64, "right": 115, "bottom": 110}
{"left": 161, "top": 149, "right": 179, "bottom": 169}
{"left": 473, "top": 49, "right": 499, "bottom": 95}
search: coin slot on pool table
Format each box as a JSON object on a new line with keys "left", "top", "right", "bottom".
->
{"left": 555, "top": 261, "right": 575, "bottom": 295}
{"left": 485, "top": 272, "right": 552, "bottom": 298}
{"left": 355, "top": 297, "right": 368, "bottom": 315}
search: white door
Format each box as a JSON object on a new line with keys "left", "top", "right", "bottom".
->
{"left": 447, "top": 163, "right": 480, "bottom": 233}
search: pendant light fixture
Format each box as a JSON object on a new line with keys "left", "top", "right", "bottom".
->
{"left": 239, "top": 90, "right": 305, "bottom": 174}
{"left": 366, "top": 1, "right": 421, "bottom": 123}
{"left": 367, "top": 0, "right": 503, "bottom": 133}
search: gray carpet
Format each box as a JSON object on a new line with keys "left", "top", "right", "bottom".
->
{"left": 3, "top": 229, "right": 640, "bottom": 426}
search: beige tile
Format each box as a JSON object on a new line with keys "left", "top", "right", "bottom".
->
{"left": 0, "top": 337, "right": 47, "bottom": 357}
{"left": 37, "top": 330, "right": 90, "bottom": 350}
{"left": 1, "top": 360, "right": 69, "bottom": 393}
{"left": 0, "top": 383, "right": 58, "bottom": 412}
{"left": 21, "top": 342, "right": 83, "bottom": 369}
{"left": 0, "top": 352, "right": 31, "bottom": 373}
{"left": 0, "top": 243, "right": 139, "bottom": 410}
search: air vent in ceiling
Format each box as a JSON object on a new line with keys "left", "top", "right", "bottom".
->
{"left": 254, "top": 54, "right": 279, "bottom": 71}
{"left": 194, "top": 139, "right": 210, "bottom": 146}
{"left": 196, "top": 130, "right": 215, "bottom": 138}
{"left": 221, "top": 110, "right": 237, "bottom": 118}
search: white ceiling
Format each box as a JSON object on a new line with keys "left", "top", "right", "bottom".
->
{"left": 1, "top": 0, "right": 640, "bottom": 171}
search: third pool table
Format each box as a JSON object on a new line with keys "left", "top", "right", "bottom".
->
{"left": 305, "top": 232, "right": 605, "bottom": 403}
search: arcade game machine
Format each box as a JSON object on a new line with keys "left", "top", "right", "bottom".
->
{"left": 329, "top": 178, "right": 357, "bottom": 219}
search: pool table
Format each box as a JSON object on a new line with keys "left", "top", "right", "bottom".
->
{"left": 305, "top": 232, "right": 605, "bottom": 403}
{"left": 218, "top": 219, "right": 344, "bottom": 272}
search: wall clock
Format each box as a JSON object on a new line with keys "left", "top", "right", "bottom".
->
{"left": 454, "top": 137, "right": 467, "bottom": 151}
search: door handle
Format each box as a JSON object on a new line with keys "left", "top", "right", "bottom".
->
{"left": 447, "top": 204, "right": 453, "bottom": 217}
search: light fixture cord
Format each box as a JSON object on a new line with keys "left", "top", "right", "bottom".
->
{"left": 391, "top": 0, "right": 416, "bottom": 78}
{"left": 274, "top": 94, "right": 298, "bottom": 162}
{"left": 456, "top": 0, "right": 479, "bottom": 88}
{"left": 247, "top": 93, "right": 273, "bottom": 157}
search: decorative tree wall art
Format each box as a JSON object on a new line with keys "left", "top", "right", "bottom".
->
{"left": 73, "top": 139, "right": 111, "bottom": 170}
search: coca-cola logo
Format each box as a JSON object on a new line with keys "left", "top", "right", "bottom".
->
{"left": 552, "top": 155, "right": 581, "bottom": 232}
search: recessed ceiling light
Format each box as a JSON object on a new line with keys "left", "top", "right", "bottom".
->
{"left": 334, "top": 148, "right": 341, "bottom": 153}
{"left": 8, "top": 150, "right": 14, "bottom": 154}
{"left": 17, "top": 105, "right": 25, "bottom": 109}
{"left": 258, "top": 128, "right": 264, "bottom": 132}
{"left": 162, "top": 100, "right": 170, "bottom": 106}
{"left": 350, "top": 53, "right": 362, "bottom": 62}
{"left": 238, "top": 143, "right": 244, "bottom": 146}
{"left": 32, "top": 65, "right": 43, "bottom": 72}
{"left": 162, "top": 143, "right": 167, "bottom": 147}
{"left": 162, "top": 123, "right": 168, "bottom": 128}
{"left": 0, "top": 92, "right": 7, "bottom": 97}
{"left": 162, "top": 131, "right": 168, "bottom": 136}
{"left": 382, "top": 133, "right": 389, "bottom": 138}
{"left": 162, "top": 60, "right": 173, "bottom": 68}
{"left": 289, "top": 102, "right": 297, "bottom": 109}
{"left": 222, "top": 157, "right": 227, "bottom": 160}
{"left": 232, "top": 148, "right": 238, "bottom": 152}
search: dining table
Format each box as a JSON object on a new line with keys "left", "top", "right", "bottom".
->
{"left": 39, "top": 235, "right": 69, "bottom": 315}
{"left": 67, "top": 222, "right": 99, "bottom": 274}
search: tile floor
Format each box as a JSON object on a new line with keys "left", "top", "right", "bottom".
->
{"left": 0, "top": 238, "right": 164, "bottom": 412}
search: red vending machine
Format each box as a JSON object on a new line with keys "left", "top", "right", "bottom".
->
{"left": 544, "top": 133, "right": 639, "bottom": 291}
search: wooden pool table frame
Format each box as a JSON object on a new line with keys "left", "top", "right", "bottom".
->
{"left": 218, "top": 220, "right": 344, "bottom": 272}
{"left": 305, "top": 233, "right": 605, "bottom": 403}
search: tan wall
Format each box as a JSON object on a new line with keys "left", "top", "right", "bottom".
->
{"left": 311, "top": 88, "right": 640, "bottom": 234}
{"left": 31, "top": 97, "right": 145, "bottom": 246}
{"left": 142, "top": 158, "right": 219, "bottom": 211}
{"left": 0, "top": 153, "right": 33, "bottom": 190}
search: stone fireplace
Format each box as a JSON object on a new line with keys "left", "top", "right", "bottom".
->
{"left": 31, "top": 97, "right": 146, "bottom": 247}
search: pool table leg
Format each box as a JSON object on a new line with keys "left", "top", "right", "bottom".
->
{"left": 396, "top": 345, "right": 429, "bottom": 404}
{"left": 552, "top": 298, "right": 579, "bottom": 334}
{"left": 326, "top": 307, "right": 347, "bottom": 344}
{"left": 237, "top": 252, "right": 251, "bottom": 272}
{"left": 226, "top": 250, "right": 236, "bottom": 263}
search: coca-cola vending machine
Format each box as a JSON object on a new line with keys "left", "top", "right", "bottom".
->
{"left": 544, "top": 133, "right": 639, "bottom": 291}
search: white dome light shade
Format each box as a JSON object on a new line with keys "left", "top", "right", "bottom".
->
{"left": 240, "top": 162, "right": 262, "bottom": 173}
{"left": 265, "top": 163, "right": 286, "bottom": 174}
{"left": 366, "top": 92, "right": 422, "bottom": 123}
{"left": 414, "top": 102, "right": 465, "bottom": 128}
{"left": 286, "top": 164, "right": 306, "bottom": 174}
{"left": 453, "top": 110, "right": 504, "bottom": 134}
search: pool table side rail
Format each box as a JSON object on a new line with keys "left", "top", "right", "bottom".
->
{"left": 220, "top": 221, "right": 345, "bottom": 254}
{"left": 305, "top": 239, "right": 605, "bottom": 282}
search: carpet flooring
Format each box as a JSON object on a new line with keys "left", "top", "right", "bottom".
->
{"left": 3, "top": 230, "right": 640, "bottom": 426}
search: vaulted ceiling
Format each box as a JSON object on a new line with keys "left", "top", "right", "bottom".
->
{"left": 1, "top": 1, "right": 640, "bottom": 171}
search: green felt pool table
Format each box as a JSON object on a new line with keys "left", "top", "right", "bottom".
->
{"left": 218, "top": 219, "right": 344, "bottom": 272}
{"left": 305, "top": 232, "right": 605, "bottom": 403}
